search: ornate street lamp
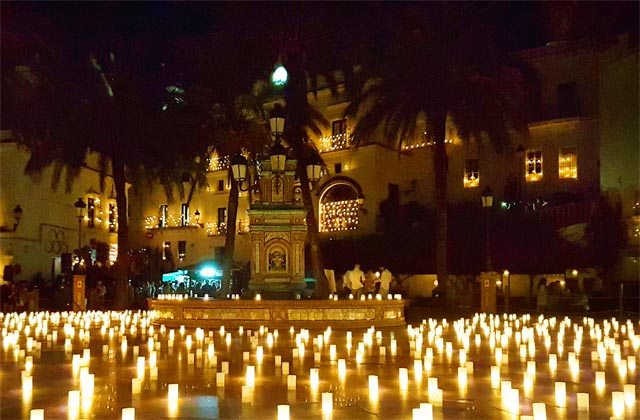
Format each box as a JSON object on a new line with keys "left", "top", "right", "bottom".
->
{"left": 481, "top": 186, "right": 493, "bottom": 272}
{"left": 271, "top": 64, "right": 288, "bottom": 88}
{"left": 12, "top": 205, "right": 23, "bottom": 231}
{"left": 194, "top": 210, "right": 201, "bottom": 226}
{"left": 306, "top": 153, "right": 323, "bottom": 184}
{"left": 74, "top": 198, "right": 87, "bottom": 249}
{"left": 269, "top": 141, "right": 288, "bottom": 175}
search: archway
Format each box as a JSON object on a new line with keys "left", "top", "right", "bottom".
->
{"left": 318, "top": 181, "right": 360, "bottom": 232}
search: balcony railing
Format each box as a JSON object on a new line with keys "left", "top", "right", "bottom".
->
{"left": 319, "top": 132, "right": 353, "bottom": 152}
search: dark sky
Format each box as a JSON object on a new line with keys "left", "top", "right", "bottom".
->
{"left": 2, "top": 2, "right": 637, "bottom": 60}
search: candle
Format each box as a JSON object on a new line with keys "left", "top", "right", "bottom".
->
{"left": 491, "top": 366, "right": 500, "bottom": 389}
{"left": 612, "top": 391, "right": 624, "bottom": 418}
{"left": 29, "top": 409, "right": 44, "bottom": 420}
{"left": 508, "top": 388, "right": 519, "bottom": 415}
{"left": 624, "top": 384, "right": 636, "bottom": 408}
{"left": 577, "top": 392, "right": 589, "bottom": 411}
{"left": 330, "top": 344, "right": 337, "bottom": 360}
{"left": 246, "top": 365, "right": 255, "bottom": 387}
{"left": 338, "top": 359, "right": 346, "bottom": 379}
{"left": 595, "top": 371, "right": 605, "bottom": 393}
{"left": 368, "top": 375, "right": 379, "bottom": 399}
{"left": 275, "top": 355, "right": 282, "bottom": 366}
{"left": 428, "top": 377, "right": 438, "bottom": 397}
{"left": 532, "top": 402, "right": 547, "bottom": 420}
{"left": 221, "top": 361, "right": 229, "bottom": 374}
{"left": 310, "top": 368, "right": 319, "bottom": 390}
{"left": 22, "top": 374, "right": 33, "bottom": 400}
{"left": 241, "top": 385, "right": 252, "bottom": 403}
{"left": 68, "top": 390, "right": 80, "bottom": 415}
{"left": 277, "top": 405, "right": 290, "bottom": 420}
{"left": 555, "top": 382, "right": 566, "bottom": 408}
{"left": 457, "top": 367, "right": 467, "bottom": 389}
{"left": 419, "top": 403, "right": 433, "bottom": 420}
{"left": 399, "top": 368, "right": 409, "bottom": 390}
{"left": 167, "top": 383, "right": 178, "bottom": 401}
{"left": 122, "top": 407, "right": 135, "bottom": 420}
{"left": 322, "top": 392, "right": 333, "bottom": 414}
{"left": 216, "top": 372, "right": 225, "bottom": 387}
{"left": 282, "top": 362, "right": 290, "bottom": 375}
{"left": 431, "top": 389, "right": 443, "bottom": 407}
{"left": 132, "top": 377, "right": 141, "bottom": 394}
{"left": 287, "top": 374, "right": 296, "bottom": 390}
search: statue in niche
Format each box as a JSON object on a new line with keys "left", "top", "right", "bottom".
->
{"left": 268, "top": 247, "right": 287, "bottom": 272}
{"left": 271, "top": 176, "right": 284, "bottom": 202}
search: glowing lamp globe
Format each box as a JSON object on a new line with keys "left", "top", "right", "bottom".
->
{"left": 230, "top": 153, "right": 248, "bottom": 183}
{"left": 271, "top": 65, "right": 288, "bottom": 87}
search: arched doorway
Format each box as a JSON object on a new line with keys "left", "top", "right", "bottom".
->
{"left": 318, "top": 181, "right": 360, "bottom": 232}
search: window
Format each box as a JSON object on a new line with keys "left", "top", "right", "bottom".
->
{"left": 87, "top": 198, "right": 95, "bottom": 228}
{"left": 334, "top": 163, "right": 342, "bottom": 174}
{"left": 332, "top": 119, "right": 347, "bottom": 137}
{"left": 557, "top": 82, "right": 579, "bottom": 117}
{"left": 463, "top": 159, "right": 480, "bottom": 188}
{"left": 181, "top": 203, "right": 189, "bottom": 226}
{"left": 319, "top": 183, "right": 359, "bottom": 232}
{"left": 217, "top": 179, "right": 225, "bottom": 191}
{"left": 108, "top": 203, "right": 116, "bottom": 233}
{"left": 162, "top": 241, "right": 171, "bottom": 260}
{"left": 559, "top": 147, "right": 578, "bottom": 179}
{"left": 526, "top": 150, "right": 543, "bottom": 182}
{"left": 217, "top": 207, "right": 227, "bottom": 232}
{"left": 178, "top": 241, "right": 186, "bottom": 261}
{"left": 159, "top": 205, "right": 168, "bottom": 228}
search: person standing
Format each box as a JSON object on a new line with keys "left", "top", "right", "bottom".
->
{"left": 378, "top": 267, "right": 392, "bottom": 297}
{"left": 536, "top": 277, "right": 548, "bottom": 312}
{"left": 349, "top": 264, "right": 365, "bottom": 298}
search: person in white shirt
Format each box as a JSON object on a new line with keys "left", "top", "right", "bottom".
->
{"left": 378, "top": 266, "right": 392, "bottom": 296}
{"left": 349, "top": 264, "right": 365, "bottom": 298}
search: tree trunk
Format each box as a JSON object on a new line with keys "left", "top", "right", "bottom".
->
{"left": 433, "top": 112, "right": 449, "bottom": 297}
{"left": 219, "top": 169, "right": 239, "bottom": 296}
{"left": 112, "top": 157, "right": 130, "bottom": 309}
{"left": 297, "top": 160, "right": 328, "bottom": 298}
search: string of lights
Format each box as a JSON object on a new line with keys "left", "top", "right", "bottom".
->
{"left": 320, "top": 199, "right": 359, "bottom": 232}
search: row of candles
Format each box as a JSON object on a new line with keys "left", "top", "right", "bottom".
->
{"left": 3, "top": 310, "right": 638, "bottom": 419}
{"left": 155, "top": 293, "right": 402, "bottom": 301}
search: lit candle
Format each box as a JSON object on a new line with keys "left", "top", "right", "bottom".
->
{"left": 595, "top": 371, "right": 605, "bottom": 394}
{"left": 555, "top": 382, "right": 566, "bottom": 408}
{"left": 338, "top": 359, "right": 346, "bottom": 379}
{"left": 241, "top": 385, "right": 252, "bottom": 403}
{"left": 122, "top": 407, "right": 135, "bottom": 420}
{"left": 457, "top": 367, "right": 467, "bottom": 389}
{"left": 216, "top": 372, "right": 225, "bottom": 387}
{"left": 577, "top": 392, "right": 589, "bottom": 411}
{"left": 246, "top": 365, "right": 255, "bottom": 387}
{"left": 399, "top": 368, "right": 409, "bottom": 390}
{"left": 29, "top": 409, "right": 44, "bottom": 420}
{"left": 287, "top": 374, "right": 296, "bottom": 390}
{"left": 282, "top": 362, "right": 290, "bottom": 375}
{"left": 612, "top": 391, "right": 624, "bottom": 418}
{"left": 277, "top": 405, "right": 290, "bottom": 420}
{"left": 368, "top": 375, "right": 379, "bottom": 399}
{"left": 22, "top": 374, "right": 33, "bottom": 400}
{"left": 624, "top": 384, "right": 636, "bottom": 408}
{"left": 491, "top": 366, "right": 500, "bottom": 389}
{"left": 310, "top": 368, "right": 319, "bottom": 390}
{"left": 532, "top": 402, "right": 546, "bottom": 420}
{"left": 322, "top": 392, "right": 333, "bottom": 415}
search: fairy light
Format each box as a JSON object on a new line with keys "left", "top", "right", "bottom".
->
{"left": 319, "top": 199, "right": 359, "bottom": 232}
{"left": 319, "top": 132, "right": 352, "bottom": 152}
{"left": 526, "top": 150, "right": 543, "bottom": 182}
{"left": 558, "top": 148, "right": 578, "bottom": 179}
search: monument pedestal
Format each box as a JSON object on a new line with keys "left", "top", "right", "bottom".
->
{"left": 247, "top": 157, "right": 309, "bottom": 298}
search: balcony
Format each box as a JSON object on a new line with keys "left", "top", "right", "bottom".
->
{"left": 319, "top": 133, "right": 352, "bottom": 152}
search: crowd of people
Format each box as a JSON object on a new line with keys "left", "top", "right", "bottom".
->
{"left": 340, "top": 264, "right": 395, "bottom": 298}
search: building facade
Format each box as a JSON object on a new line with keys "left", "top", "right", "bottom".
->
{"left": 0, "top": 130, "right": 127, "bottom": 282}
{"left": 130, "top": 37, "right": 638, "bottom": 275}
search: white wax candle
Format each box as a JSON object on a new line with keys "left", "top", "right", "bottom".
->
{"left": 282, "top": 362, "right": 290, "bottom": 375}
{"left": 122, "top": 407, "right": 135, "bottom": 420}
{"left": 277, "top": 405, "right": 290, "bottom": 420}
{"left": 131, "top": 378, "right": 141, "bottom": 394}
{"left": 322, "top": 392, "right": 333, "bottom": 414}
{"left": 612, "top": 391, "right": 624, "bottom": 417}
{"left": 555, "top": 382, "right": 566, "bottom": 408}
{"left": 532, "top": 402, "right": 547, "bottom": 420}
{"left": 29, "top": 409, "right": 44, "bottom": 420}
{"left": 577, "top": 392, "right": 589, "bottom": 411}
{"left": 216, "top": 372, "right": 225, "bottom": 387}
{"left": 287, "top": 374, "right": 297, "bottom": 390}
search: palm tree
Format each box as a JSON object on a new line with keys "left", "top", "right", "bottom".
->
{"left": 183, "top": 32, "right": 272, "bottom": 295}
{"left": 261, "top": 4, "right": 376, "bottom": 298}
{"left": 3, "top": 31, "right": 204, "bottom": 308}
{"left": 346, "top": 4, "right": 531, "bottom": 288}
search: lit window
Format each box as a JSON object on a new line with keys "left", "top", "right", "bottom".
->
{"left": 319, "top": 183, "right": 359, "bottom": 232}
{"left": 464, "top": 159, "right": 479, "bottom": 188}
{"left": 181, "top": 203, "right": 189, "bottom": 226}
{"left": 320, "top": 120, "right": 351, "bottom": 151}
{"left": 217, "top": 208, "right": 227, "bottom": 234}
{"left": 178, "top": 240, "right": 186, "bottom": 261}
{"left": 109, "top": 243, "right": 117, "bottom": 265}
{"left": 559, "top": 147, "right": 577, "bottom": 179}
{"left": 108, "top": 203, "right": 116, "bottom": 233}
{"left": 162, "top": 241, "right": 171, "bottom": 260}
{"left": 159, "top": 205, "right": 168, "bottom": 228}
{"left": 526, "top": 150, "right": 543, "bottom": 182}
{"left": 87, "top": 198, "right": 96, "bottom": 228}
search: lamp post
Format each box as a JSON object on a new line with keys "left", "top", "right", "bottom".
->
{"left": 481, "top": 186, "right": 494, "bottom": 272}
{"left": 503, "top": 269, "right": 510, "bottom": 313}
{"left": 194, "top": 210, "right": 201, "bottom": 226}
{"left": 516, "top": 145, "right": 525, "bottom": 200}
{"left": 12, "top": 205, "right": 23, "bottom": 231}
{"left": 74, "top": 198, "right": 86, "bottom": 250}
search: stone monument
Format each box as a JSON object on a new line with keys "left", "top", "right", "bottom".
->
{"left": 247, "top": 156, "right": 307, "bottom": 297}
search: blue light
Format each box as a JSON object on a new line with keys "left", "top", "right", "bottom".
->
{"left": 199, "top": 265, "right": 220, "bottom": 278}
